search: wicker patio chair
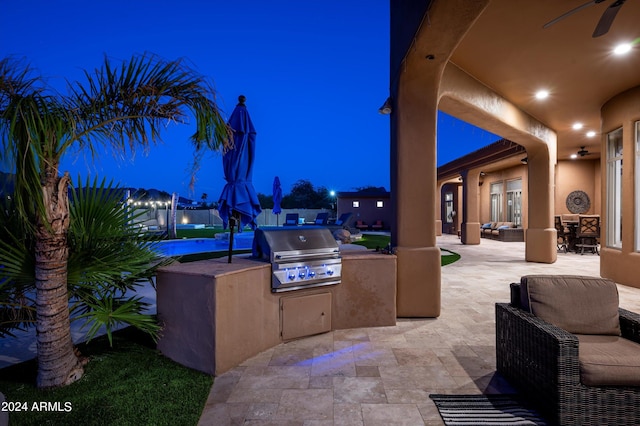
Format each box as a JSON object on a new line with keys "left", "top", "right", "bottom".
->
{"left": 496, "top": 275, "right": 640, "bottom": 425}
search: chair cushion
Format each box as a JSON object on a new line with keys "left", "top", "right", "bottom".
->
{"left": 520, "top": 275, "right": 620, "bottom": 335}
{"left": 577, "top": 334, "right": 640, "bottom": 386}
{"left": 481, "top": 223, "right": 492, "bottom": 229}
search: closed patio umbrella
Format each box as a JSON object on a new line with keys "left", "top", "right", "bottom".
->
{"left": 218, "top": 95, "right": 262, "bottom": 262}
{"left": 272, "top": 176, "right": 282, "bottom": 226}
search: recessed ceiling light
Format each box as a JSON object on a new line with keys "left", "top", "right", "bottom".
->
{"left": 535, "top": 90, "right": 549, "bottom": 100}
{"left": 614, "top": 43, "right": 632, "bottom": 55}
{"left": 570, "top": 154, "right": 578, "bottom": 159}
{"left": 572, "top": 123, "right": 583, "bottom": 130}
{"left": 586, "top": 131, "right": 596, "bottom": 137}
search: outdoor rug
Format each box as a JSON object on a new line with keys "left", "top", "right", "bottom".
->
{"left": 429, "top": 394, "right": 548, "bottom": 425}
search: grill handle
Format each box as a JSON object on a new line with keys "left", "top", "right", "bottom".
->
{"left": 275, "top": 251, "right": 340, "bottom": 261}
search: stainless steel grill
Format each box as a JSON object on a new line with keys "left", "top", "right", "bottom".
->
{"left": 252, "top": 227, "right": 342, "bottom": 293}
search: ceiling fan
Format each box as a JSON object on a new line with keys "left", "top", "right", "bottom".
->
{"left": 576, "top": 146, "right": 594, "bottom": 157}
{"left": 543, "top": 0, "right": 628, "bottom": 38}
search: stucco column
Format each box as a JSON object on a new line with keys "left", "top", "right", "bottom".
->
{"left": 389, "top": 0, "right": 491, "bottom": 317}
{"left": 436, "top": 182, "right": 443, "bottom": 236}
{"left": 461, "top": 169, "right": 481, "bottom": 245}
{"left": 525, "top": 146, "right": 557, "bottom": 263}
{"left": 391, "top": 78, "right": 441, "bottom": 318}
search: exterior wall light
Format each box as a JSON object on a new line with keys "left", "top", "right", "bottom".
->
{"left": 378, "top": 97, "right": 392, "bottom": 115}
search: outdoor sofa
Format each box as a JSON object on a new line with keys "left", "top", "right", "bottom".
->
{"left": 480, "top": 221, "right": 524, "bottom": 242}
{"left": 496, "top": 275, "right": 640, "bottom": 425}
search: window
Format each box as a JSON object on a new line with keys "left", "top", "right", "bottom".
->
{"left": 352, "top": 201, "right": 360, "bottom": 208}
{"left": 607, "top": 127, "right": 623, "bottom": 249}
{"left": 636, "top": 122, "right": 640, "bottom": 251}
{"left": 490, "top": 182, "right": 503, "bottom": 222}
{"left": 444, "top": 192, "right": 454, "bottom": 223}
{"left": 376, "top": 200, "right": 384, "bottom": 208}
{"left": 506, "top": 179, "right": 522, "bottom": 226}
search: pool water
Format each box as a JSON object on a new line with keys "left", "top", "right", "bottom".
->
{"left": 155, "top": 232, "right": 254, "bottom": 256}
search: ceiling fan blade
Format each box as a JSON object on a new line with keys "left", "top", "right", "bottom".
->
{"left": 593, "top": 0, "right": 625, "bottom": 37}
{"left": 543, "top": 0, "right": 599, "bottom": 29}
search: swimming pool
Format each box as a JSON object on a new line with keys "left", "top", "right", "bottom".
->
{"left": 155, "top": 232, "right": 255, "bottom": 256}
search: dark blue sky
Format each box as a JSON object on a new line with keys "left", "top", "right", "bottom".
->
{"left": 1, "top": 0, "right": 497, "bottom": 199}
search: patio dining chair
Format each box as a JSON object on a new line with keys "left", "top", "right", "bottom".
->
{"left": 575, "top": 214, "right": 600, "bottom": 255}
{"left": 554, "top": 215, "right": 568, "bottom": 253}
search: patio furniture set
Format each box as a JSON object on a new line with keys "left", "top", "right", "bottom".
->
{"left": 355, "top": 219, "right": 384, "bottom": 231}
{"left": 480, "top": 221, "right": 524, "bottom": 242}
{"left": 283, "top": 212, "right": 358, "bottom": 234}
{"left": 555, "top": 214, "right": 600, "bottom": 255}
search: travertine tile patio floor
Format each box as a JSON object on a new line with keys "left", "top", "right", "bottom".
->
{"left": 198, "top": 234, "right": 640, "bottom": 425}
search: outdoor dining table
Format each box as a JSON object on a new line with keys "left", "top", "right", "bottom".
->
{"left": 564, "top": 221, "right": 579, "bottom": 253}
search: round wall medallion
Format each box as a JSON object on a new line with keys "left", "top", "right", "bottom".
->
{"left": 566, "top": 190, "right": 591, "bottom": 214}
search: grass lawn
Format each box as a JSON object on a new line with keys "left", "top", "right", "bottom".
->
{"left": 352, "top": 233, "right": 460, "bottom": 266}
{"left": 0, "top": 327, "right": 212, "bottom": 426}
{"left": 175, "top": 228, "right": 229, "bottom": 238}
{"left": 173, "top": 229, "right": 460, "bottom": 266}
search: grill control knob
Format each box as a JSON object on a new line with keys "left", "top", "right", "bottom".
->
{"left": 287, "top": 269, "right": 296, "bottom": 280}
{"left": 308, "top": 270, "right": 316, "bottom": 278}
{"left": 298, "top": 270, "right": 306, "bottom": 279}
{"left": 326, "top": 268, "right": 334, "bottom": 276}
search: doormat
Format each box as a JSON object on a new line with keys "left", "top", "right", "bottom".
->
{"left": 429, "top": 394, "right": 548, "bottom": 425}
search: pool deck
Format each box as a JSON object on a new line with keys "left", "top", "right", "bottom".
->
{"left": 197, "top": 233, "right": 640, "bottom": 425}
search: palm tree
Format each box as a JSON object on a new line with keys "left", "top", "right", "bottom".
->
{"left": 1, "top": 176, "right": 168, "bottom": 343}
{"left": 0, "top": 54, "right": 231, "bottom": 388}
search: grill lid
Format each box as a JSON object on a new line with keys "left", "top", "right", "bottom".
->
{"left": 252, "top": 227, "right": 339, "bottom": 261}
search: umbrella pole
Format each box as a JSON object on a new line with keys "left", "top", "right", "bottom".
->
{"left": 228, "top": 214, "right": 236, "bottom": 263}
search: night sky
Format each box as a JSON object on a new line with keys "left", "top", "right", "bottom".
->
{"left": 1, "top": 0, "right": 498, "bottom": 199}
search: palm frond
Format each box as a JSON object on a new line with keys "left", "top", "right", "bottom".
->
{"left": 76, "top": 295, "right": 160, "bottom": 345}
{"left": 65, "top": 177, "right": 172, "bottom": 343}
{"left": 66, "top": 175, "right": 168, "bottom": 292}
{"left": 67, "top": 53, "right": 233, "bottom": 183}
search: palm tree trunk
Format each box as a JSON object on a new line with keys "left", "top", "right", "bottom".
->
{"left": 169, "top": 192, "right": 178, "bottom": 239}
{"left": 34, "top": 171, "right": 83, "bottom": 388}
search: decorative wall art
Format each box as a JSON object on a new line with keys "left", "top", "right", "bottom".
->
{"left": 566, "top": 190, "right": 591, "bottom": 214}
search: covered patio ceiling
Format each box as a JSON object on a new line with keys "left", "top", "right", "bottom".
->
{"left": 445, "top": 0, "right": 640, "bottom": 161}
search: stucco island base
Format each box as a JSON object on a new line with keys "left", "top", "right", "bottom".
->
{"left": 156, "top": 251, "right": 397, "bottom": 376}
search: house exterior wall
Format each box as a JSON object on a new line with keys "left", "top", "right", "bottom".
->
{"left": 440, "top": 159, "right": 603, "bottom": 235}
{"left": 337, "top": 194, "right": 391, "bottom": 230}
{"left": 601, "top": 85, "right": 640, "bottom": 289}
{"left": 478, "top": 165, "right": 529, "bottom": 228}
{"left": 555, "top": 159, "right": 600, "bottom": 215}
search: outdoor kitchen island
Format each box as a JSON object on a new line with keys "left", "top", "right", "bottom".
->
{"left": 156, "top": 251, "right": 397, "bottom": 376}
